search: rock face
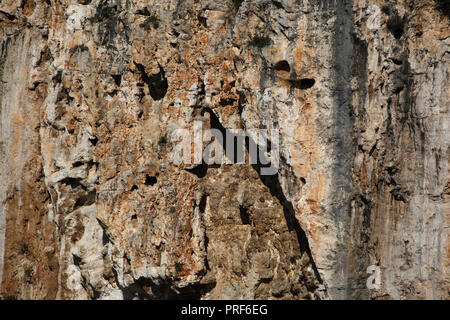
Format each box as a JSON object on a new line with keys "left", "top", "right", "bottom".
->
{"left": 0, "top": 0, "right": 448, "bottom": 300}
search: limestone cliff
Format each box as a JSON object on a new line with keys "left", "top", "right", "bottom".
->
{"left": 0, "top": 0, "right": 448, "bottom": 300}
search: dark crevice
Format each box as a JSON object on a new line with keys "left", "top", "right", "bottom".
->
{"left": 203, "top": 238, "right": 211, "bottom": 271}
{"left": 239, "top": 205, "right": 251, "bottom": 225}
{"left": 96, "top": 218, "right": 112, "bottom": 242}
{"left": 29, "top": 81, "right": 45, "bottom": 91}
{"left": 0, "top": 10, "right": 17, "bottom": 21}
{"left": 172, "top": 29, "right": 180, "bottom": 37}
{"left": 102, "top": 229, "right": 110, "bottom": 246}
{"left": 392, "top": 58, "right": 403, "bottom": 65}
{"left": 290, "top": 78, "right": 316, "bottom": 90}
{"left": 185, "top": 163, "right": 208, "bottom": 178}
{"left": 107, "top": 89, "right": 118, "bottom": 96}
{"left": 198, "top": 14, "right": 207, "bottom": 27}
{"left": 135, "top": 7, "right": 151, "bottom": 16}
{"left": 73, "top": 254, "right": 82, "bottom": 267}
{"left": 111, "top": 74, "right": 122, "bottom": 86}
{"left": 219, "top": 97, "right": 237, "bottom": 107}
{"left": 60, "top": 177, "right": 86, "bottom": 190}
{"left": 199, "top": 194, "right": 207, "bottom": 214}
{"left": 74, "top": 189, "right": 97, "bottom": 209}
{"left": 52, "top": 70, "right": 62, "bottom": 84}
{"left": 237, "top": 90, "right": 247, "bottom": 115}
{"left": 134, "top": 61, "right": 168, "bottom": 101}
{"left": 184, "top": 107, "right": 228, "bottom": 178}
{"left": 271, "top": 0, "right": 284, "bottom": 9}
{"left": 202, "top": 107, "right": 238, "bottom": 162}
{"left": 73, "top": 161, "right": 84, "bottom": 168}
{"left": 72, "top": 160, "right": 98, "bottom": 169}
{"left": 89, "top": 137, "right": 98, "bottom": 146}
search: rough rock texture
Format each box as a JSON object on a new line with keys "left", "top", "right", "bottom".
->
{"left": 0, "top": 0, "right": 448, "bottom": 300}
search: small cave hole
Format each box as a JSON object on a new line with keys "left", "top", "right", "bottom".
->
{"left": 387, "top": 14, "right": 405, "bottom": 39}
{"left": 274, "top": 60, "right": 291, "bottom": 72}
{"left": 291, "top": 78, "right": 316, "bottom": 90}
{"left": 145, "top": 175, "right": 157, "bottom": 186}
{"left": 131, "top": 185, "right": 138, "bottom": 191}
{"left": 198, "top": 15, "right": 207, "bottom": 27}
{"left": 112, "top": 74, "right": 122, "bottom": 86}
{"left": 60, "top": 177, "right": 85, "bottom": 190}
{"left": 136, "top": 7, "right": 151, "bottom": 16}
{"left": 272, "top": 1, "right": 284, "bottom": 9}
{"left": 89, "top": 137, "right": 99, "bottom": 146}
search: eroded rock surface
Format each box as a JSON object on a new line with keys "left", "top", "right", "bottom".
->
{"left": 0, "top": 0, "right": 448, "bottom": 299}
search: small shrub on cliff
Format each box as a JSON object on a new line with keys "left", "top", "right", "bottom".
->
{"left": 5, "top": 295, "right": 18, "bottom": 300}
{"left": 70, "top": 44, "right": 89, "bottom": 55}
{"left": 387, "top": 14, "right": 405, "bottom": 39}
{"left": 89, "top": 5, "right": 115, "bottom": 23}
{"left": 139, "top": 14, "right": 159, "bottom": 30}
{"left": 249, "top": 35, "right": 272, "bottom": 48}
{"left": 434, "top": 0, "right": 450, "bottom": 17}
